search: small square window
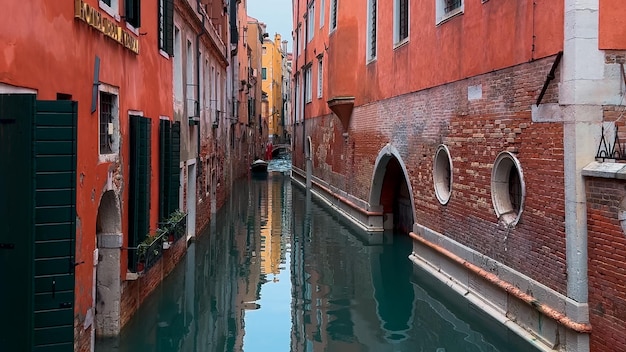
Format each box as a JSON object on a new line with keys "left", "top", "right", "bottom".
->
{"left": 98, "top": 88, "right": 120, "bottom": 158}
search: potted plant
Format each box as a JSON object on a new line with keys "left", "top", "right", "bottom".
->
{"left": 136, "top": 233, "right": 157, "bottom": 272}
{"left": 166, "top": 210, "right": 187, "bottom": 241}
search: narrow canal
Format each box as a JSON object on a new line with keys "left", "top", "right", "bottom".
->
{"left": 96, "top": 161, "right": 539, "bottom": 352}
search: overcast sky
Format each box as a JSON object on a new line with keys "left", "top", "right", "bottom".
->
{"left": 247, "top": 0, "right": 293, "bottom": 52}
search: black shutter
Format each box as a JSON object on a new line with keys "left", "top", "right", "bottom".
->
{"left": 163, "top": 0, "right": 174, "bottom": 55}
{"left": 125, "top": 0, "right": 141, "bottom": 28}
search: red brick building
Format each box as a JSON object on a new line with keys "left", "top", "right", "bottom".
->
{"left": 291, "top": 0, "right": 626, "bottom": 351}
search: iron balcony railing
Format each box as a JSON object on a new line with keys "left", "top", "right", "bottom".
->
{"left": 596, "top": 124, "right": 626, "bottom": 161}
{"left": 135, "top": 233, "right": 164, "bottom": 273}
{"left": 131, "top": 213, "right": 187, "bottom": 273}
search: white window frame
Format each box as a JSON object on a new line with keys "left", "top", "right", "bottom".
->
{"left": 330, "top": 0, "right": 338, "bottom": 32}
{"left": 305, "top": 66, "right": 313, "bottom": 103}
{"left": 319, "top": 0, "right": 325, "bottom": 28}
{"left": 366, "top": 0, "right": 377, "bottom": 62}
{"left": 98, "top": 84, "right": 120, "bottom": 163}
{"left": 436, "top": 0, "right": 464, "bottom": 25}
{"left": 393, "top": 0, "right": 409, "bottom": 46}
{"left": 317, "top": 57, "right": 323, "bottom": 99}
{"left": 99, "top": 0, "right": 120, "bottom": 21}
{"left": 307, "top": 2, "right": 315, "bottom": 42}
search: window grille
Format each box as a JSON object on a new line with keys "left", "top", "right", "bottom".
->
{"left": 445, "top": 0, "right": 462, "bottom": 13}
{"left": 100, "top": 92, "right": 114, "bottom": 154}
{"left": 399, "top": 0, "right": 408, "bottom": 41}
{"left": 370, "top": 0, "right": 377, "bottom": 58}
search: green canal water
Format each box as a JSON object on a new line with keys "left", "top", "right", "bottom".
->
{"left": 96, "top": 167, "right": 540, "bottom": 352}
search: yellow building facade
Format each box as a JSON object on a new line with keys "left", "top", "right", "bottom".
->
{"left": 261, "top": 34, "right": 286, "bottom": 141}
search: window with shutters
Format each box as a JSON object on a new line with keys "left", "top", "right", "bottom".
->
{"left": 367, "top": 0, "right": 377, "bottom": 61}
{"left": 436, "top": 0, "right": 464, "bottom": 24}
{"left": 125, "top": 0, "right": 141, "bottom": 28}
{"left": 394, "top": 0, "right": 409, "bottom": 44}
{"left": 129, "top": 115, "right": 151, "bottom": 253}
{"left": 262, "top": 67, "right": 267, "bottom": 80}
{"left": 159, "top": 0, "right": 174, "bottom": 55}
{"left": 98, "top": 85, "right": 120, "bottom": 159}
{"left": 159, "top": 119, "right": 181, "bottom": 221}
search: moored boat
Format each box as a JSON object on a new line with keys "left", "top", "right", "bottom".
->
{"left": 250, "top": 159, "right": 268, "bottom": 173}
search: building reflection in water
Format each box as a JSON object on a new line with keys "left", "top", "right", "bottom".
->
{"left": 97, "top": 173, "right": 536, "bottom": 352}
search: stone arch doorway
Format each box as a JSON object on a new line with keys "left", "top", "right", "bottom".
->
{"left": 369, "top": 144, "right": 415, "bottom": 234}
{"left": 95, "top": 190, "right": 123, "bottom": 336}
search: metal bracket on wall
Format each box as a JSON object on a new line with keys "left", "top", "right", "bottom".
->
{"left": 91, "top": 56, "right": 101, "bottom": 114}
{"left": 536, "top": 51, "right": 563, "bottom": 107}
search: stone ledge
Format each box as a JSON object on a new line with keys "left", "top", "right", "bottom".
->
{"left": 582, "top": 161, "right": 626, "bottom": 179}
{"left": 411, "top": 223, "right": 590, "bottom": 351}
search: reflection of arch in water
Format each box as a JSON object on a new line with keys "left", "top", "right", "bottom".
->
{"left": 370, "top": 234, "right": 417, "bottom": 343}
{"left": 369, "top": 144, "right": 415, "bottom": 234}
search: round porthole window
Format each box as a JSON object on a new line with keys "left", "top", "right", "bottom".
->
{"left": 491, "top": 152, "right": 525, "bottom": 226}
{"left": 433, "top": 145, "right": 453, "bottom": 205}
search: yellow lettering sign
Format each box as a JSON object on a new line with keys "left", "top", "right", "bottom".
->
{"left": 74, "top": 0, "right": 139, "bottom": 54}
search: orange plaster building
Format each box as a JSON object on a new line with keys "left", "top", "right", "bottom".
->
{"left": 292, "top": 0, "right": 626, "bottom": 351}
{"left": 0, "top": 0, "right": 174, "bottom": 350}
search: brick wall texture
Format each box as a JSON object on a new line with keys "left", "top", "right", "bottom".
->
{"left": 585, "top": 177, "right": 626, "bottom": 352}
{"left": 294, "top": 55, "right": 568, "bottom": 294}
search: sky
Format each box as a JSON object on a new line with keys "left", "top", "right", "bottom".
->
{"left": 247, "top": 0, "right": 294, "bottom": 52}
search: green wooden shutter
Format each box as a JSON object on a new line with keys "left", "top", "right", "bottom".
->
{"left": 159, "top": 119, "right": 171, "bottom": 221}
{"left": 169, "top": 121, "right": 181, "bottom": 213}
{"left": 0, "top": 94, "right": 37, "bottom": 350}
{"left": 163, "top": 0, "right": 174, "bottom": 55}
{"left": 129, "top": 115, "right": 151, "bottom": 266}
{"left": 33, "top": 100, "right": 77, "bottom": 351}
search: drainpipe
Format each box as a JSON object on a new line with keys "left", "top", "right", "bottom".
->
{"left": 195, "top": 0, "right": 205, "bottom": 166}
